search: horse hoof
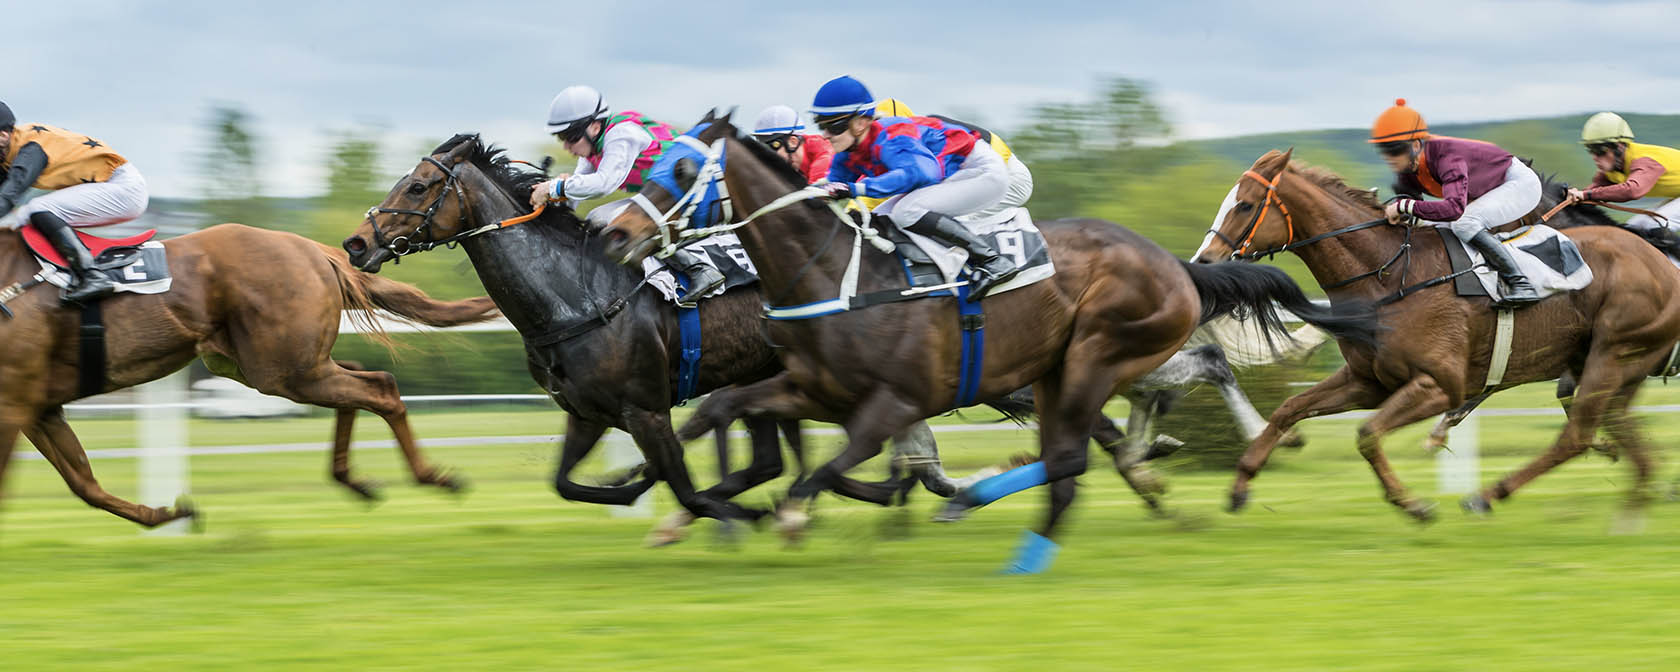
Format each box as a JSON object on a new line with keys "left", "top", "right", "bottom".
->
{"left": 774, "top": 504, "right": 810, "bottom": 547}
{"left": 1278, "top": 429, "right": 1308, "bottom": 449}
{"left": 173, "top": 495, "right": 206, "bottom": 533}
{"left": 932, "top": 498, "right": 973, "bottom": 523}
{"left": 1422, "top": 436, "right": 1448, "bottom": 455}
{"left": 711, "top": 519, "right": 744, "bottom": 549}
{"left": 435, "top": 471, "right": 471, "bottom": 496}
{"left": 1404, "top": 500, "right": 1438, "bottom": 525}
{"left": 1460, "top": 494, "right": 1493, "bottom": 516}
{"left": 645, "top": 510, "right": 695, "bottom": 548}
{"left": 1226, "top": 490, "right": 1250, "bottom": 514}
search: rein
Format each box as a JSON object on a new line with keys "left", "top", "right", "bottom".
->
{"left": 1541, "top": 198, "right": 1670, "bottom": 224}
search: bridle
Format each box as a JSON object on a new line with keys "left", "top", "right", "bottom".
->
{"left": 1207, "top": 168, "right": 1418, "bottom": 296}
{"left": 362, "top": 153, "right": 555, "bottom": 262}
{"left": 363, "top": 156, "right": 473, "bottom": 261}
{"left": 1211, "top": 169, "right": 1296, "bottom": 261}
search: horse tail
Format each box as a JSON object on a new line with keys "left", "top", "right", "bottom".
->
{"left": 317, "top": 243, "right": 500, "bottom": 352}
{"left": 1178, "top": 261, "right": 1381, "bottom": 351}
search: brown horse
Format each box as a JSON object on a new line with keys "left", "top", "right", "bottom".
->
{"left": 0, "top": 223, "right": 498, "bottom": 528}
{"left": 1196, "top": 150, "right": 1680, "bottom": 522}
{"left": 600, "top": 114, "right": 1380, "bottom": 572}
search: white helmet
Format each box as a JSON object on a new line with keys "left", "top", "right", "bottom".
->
{"left": 546, "top": 85, "right": 608, "bottom": 133}
{"left": 751, "top": 105, "right": 804, "bottom": 136}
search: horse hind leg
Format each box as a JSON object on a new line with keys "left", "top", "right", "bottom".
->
{"left": 26, "top": 409, "right": 195, "bottom": 528}
{"left": 276, "top": 363, "right": 464, "bottom": 497}
{"left": 1600, "top": 395, "right": 1654, "bottom": 534}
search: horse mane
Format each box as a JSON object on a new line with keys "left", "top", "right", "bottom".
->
{"left": 693, "top": 115, "right": 818, "bottom": 190}
{"left": 432, "top": 133, "right": 583, "bottom": 229}
{"left": 1287, "top": 163, "right": 1383, "bottom": 213}
{"left": 1534, "top": 172, "right": 1619, "bottom": 229}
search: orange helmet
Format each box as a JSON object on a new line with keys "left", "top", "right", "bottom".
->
{"left": 1369, "top": 98, "right": 1429, "bottom": 144}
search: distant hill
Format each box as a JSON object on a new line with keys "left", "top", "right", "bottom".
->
{"left": 1185, "top": 112, "right": 1680, "bottom": 196}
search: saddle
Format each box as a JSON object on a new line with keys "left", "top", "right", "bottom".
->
{"left": 21, "top": 224, "right": 156, "bottom": 269}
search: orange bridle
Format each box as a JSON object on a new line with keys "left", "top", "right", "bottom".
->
{"left": 1229, "top": 169, "right": 1295, "bottom": 259}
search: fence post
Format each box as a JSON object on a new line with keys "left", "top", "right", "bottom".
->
{"left": 1436, "top": 415, "right": 1480, "bottom": 495}
{"left": 604, "top": 431, "right": 652, "bottom": 518}
{"left": 138, "top": 370, "right": 191, "bottom": 536}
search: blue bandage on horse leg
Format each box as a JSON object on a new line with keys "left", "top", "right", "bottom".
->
{"left": 1000, "top": 529, "right": 1059, "bottom": 575}
{"left": 964, "top": 461, "right": 1048, "bottom": 506}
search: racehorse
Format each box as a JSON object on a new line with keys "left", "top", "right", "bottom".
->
{"left": 600, "top": 112, "right": 1380, "bottom": 569}
{"left": 0, "top": 223, "right": 497, "bottom": 528}
{"left": 1196, "top": 150, "right": 1680, "bottom": 523}
{"left": 339, "top": 135, "right": 1202, "bottom": 539}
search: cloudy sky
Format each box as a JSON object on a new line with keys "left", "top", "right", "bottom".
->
{"left": 14, "top": 0, "right": 1677, "bottom": 198}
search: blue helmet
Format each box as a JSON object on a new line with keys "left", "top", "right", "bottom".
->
{"left": 810, "top": 76, "right": 876, "bottom": 117}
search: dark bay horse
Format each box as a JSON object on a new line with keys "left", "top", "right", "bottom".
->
{"left": 339, "top": 135, "right": 1179, "bottom": 538}
{"left": 1196, "top": 150, "right": 1680, "bottom": 523}
{"left": 0, "top": 224, "right": 497, "bottom": 528}
{"left": 601, "top": 113, "right": 1380, "bottom": 570}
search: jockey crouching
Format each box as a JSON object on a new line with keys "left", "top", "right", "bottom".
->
{"left": 810, "top": 76, "right": 1022, "bottom": 297}
{"left": 1568, "top": 112, "right": 1680, "bottom": 254}
{"left": 749, "top": 105, "right": 834, "bottom": 184}
{"left": 872, "top": 98, "right": 1035, "bottom": 222}
{"left": 530, "top": 85, "right": 724, "bottom": 306}
{"left": 1371, "top": 98, "right": 1540, "bottom": 306}
{"left": 0, "top": 100, "right": 147, "bottom": 304}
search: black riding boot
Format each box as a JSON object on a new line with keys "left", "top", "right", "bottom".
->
{"left": 31, "top": 211, "right": 114, "bottom": 304}
{"left": 670, "top": 247, "right": 724, "bottom": 307}
{"left": 1468, "top": 229, "right": 1539, "bottom": 306}
{"left": 907, "top": 212, "right": 1021, "bottom": 297}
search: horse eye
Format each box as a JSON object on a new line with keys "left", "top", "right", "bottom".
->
{"left": 408, "top": 182, "right": 427, "bottom": 195}
{"left": 674, "top": 158, "right": 699, "bottom": 188}
{"left": 1234, "top": 202, "right": 1254, "bottom": 213}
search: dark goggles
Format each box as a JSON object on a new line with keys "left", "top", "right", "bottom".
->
{"left": 814, "top": 114, "right": 857, "bottom": 136}
{"left": 1375, "top": 141, "right": 1414, "bottom": 157}
{"left": 759, "top": 133, "right": 801, "bottom": 151}
{"left": 553, "top": 120, "right": 593, "bottom": 144}
{"left": 1586, "top": 143, "right": 1618, "bottom": 157}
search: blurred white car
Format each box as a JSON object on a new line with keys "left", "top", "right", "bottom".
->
{"left": 190, "top": 377, "right": 307, "bottom": 418}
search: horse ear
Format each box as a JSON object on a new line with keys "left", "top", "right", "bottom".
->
{"left": 1279, "top": 147, "right": 1295, "bottom": 169}
{"left": 719, "top": 106, "right": 737, "bottom": 124}
{"left": 443, "top": 133, "right": 478, "bottom": 164}
{"left": 701, "top": 108, "right": 718, "bottom": 124}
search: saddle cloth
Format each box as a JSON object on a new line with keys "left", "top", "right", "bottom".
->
{"left": 882, "top": 206, "right": 1055, "bottom": 295}
{"left": 639, "top": 232, "right": 758, "bottom": 303}
{"left": 20, "top": 225, "right": 172, "bottom": 295}
{"left": 1438, "top": 224, "right": 1591, "bottom": 302}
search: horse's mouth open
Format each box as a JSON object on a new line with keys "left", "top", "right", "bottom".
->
{"left": 355, "top": 247, "right": 393, "bottom": 273}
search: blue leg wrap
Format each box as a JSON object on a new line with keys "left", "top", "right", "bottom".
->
{"left": 964, "top": 461, "right": 1048, "bottom": 506}
{"left": 1000, "top": 530, "right": 1059, "bottom": 575}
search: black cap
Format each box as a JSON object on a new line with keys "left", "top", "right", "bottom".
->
{"left": 0, "top": 101, "right": 13, "bottom": 130}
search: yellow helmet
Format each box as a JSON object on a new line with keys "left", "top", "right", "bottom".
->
{"left": 875, "top": 98, "right": 916, "bottom": 117}
{"left": 1581, "top": 112, "right": 1634, "bottom": 145}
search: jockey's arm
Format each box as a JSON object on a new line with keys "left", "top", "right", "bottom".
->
{"left": 1398, "top": 156, "right": 1468, "bottom": 222}
{"left": 560, "top": 122, "right": 653, "bottom": 203}
{"left": 0, "top": 142, "right": 46, "bottom": 218}
{"left": 851, "top": 136, "right": 940, "bottom": 199}
{"left": 1586, "top": 157, "right": 1665, "bottom": 203}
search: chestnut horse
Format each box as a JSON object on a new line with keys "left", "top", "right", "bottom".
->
{"left": 0, "top": 224, "right": 498, "bottom": 528}
{"left": 1196, "top": 150, "right": 1680, "bottom": 522}
{"left": 601, "top": 114, "right": 1380, "bottom": 570}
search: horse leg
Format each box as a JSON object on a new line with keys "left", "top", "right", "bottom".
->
{"left": 713, "top": 426, "right": 730, "bottom": 484}
{"left": 328, "top": 408, "right": 381, "bottom": 501}
{"left": 1469, "top": 348, "right": 1648, "bottom": 514}
{"left": 623, "top": 404, "right": 762, "bottom": 524}
{"left": 281, "top": 365, "right": 464, "bottom": 495}
{"left": 26, "top": 409, "right": 194, "bottom": 527}
{"left": 1600, "top": 394, "right": 1655, "bottom": 534}
{"left": 779, "top": 419, "right": 809, "bottom": 481}
{"left": 553, "top": 414, "right": 656, "bottom": 505}
{"left": 1423, "top": 391, "right": 1491, "bottom": 454}
{"left": 1108, "top": 391, "right": 1167, "bottom": 512}
{"left": 651, "top": 417, "right": 786, "bottom": 547}
{"left": 1231, "top": 366, "right": 1386, "bottom": 513}
{"left": 780, "top": 387, "right": 922, "bottom": 543}
{"left": 1351, "top": 376, "right": 1460, "bottom": 522}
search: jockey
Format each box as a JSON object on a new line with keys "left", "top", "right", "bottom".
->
{"left": 749, "top": 105, "right": 833, "bottom": 184}
{"left": 0, "top": 101, "right": 147, "bottom": 304}
{"left": 871, "top": 98, "right": 1034, "bottom": 220}
{"left": 1567, "top": 112, "right": 1680, "bottom": 253}
{"left": 1371, "top": 98, "right": 1540, "bottom": 305}
{"left": 529, "top": 85, "right": 723, "bottom": 306}
{"left": 811, "top": 76, "right": 1020, "bottom": 296}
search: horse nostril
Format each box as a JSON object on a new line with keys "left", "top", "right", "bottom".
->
{"left": 343, "top": 236, "right": 366, "bottom": 255}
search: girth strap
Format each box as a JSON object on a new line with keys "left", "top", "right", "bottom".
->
{"left": 78, "top": 302, "right": 106, "bottom": 397}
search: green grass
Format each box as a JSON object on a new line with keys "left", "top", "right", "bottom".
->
{"left": 6, "top": 390, "right": 1680, "bottom": 671}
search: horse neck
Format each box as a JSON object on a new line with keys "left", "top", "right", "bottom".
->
{"left": 455, "top": 166, "right": 648, "bottom": 334}
{"left": 1277, "top": 172, "right": 1419, "bottom": 302}
{"left": 720, "top": 151, "right": 866, "bottom": 305}
{"left": 0, "top": 232, "right": 34, "bottom": 282}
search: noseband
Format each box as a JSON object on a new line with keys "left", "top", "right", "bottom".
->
{"left": 1209, "top": 169, "right": 1296, "bottom": 261}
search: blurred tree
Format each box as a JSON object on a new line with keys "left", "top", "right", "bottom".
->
{"left": 323, "top": 127, "right": 385, "bottom": 207}
{"left": 198, "top": 104, "right": 274, "bottom": 228}
{"left": 1009, "top": 77, "right": 1174, "bottom": 219}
